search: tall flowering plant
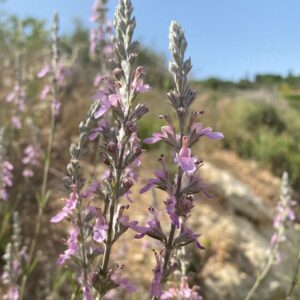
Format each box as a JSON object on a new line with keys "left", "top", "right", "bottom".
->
{"left": 133, "top": 21, "right": 223, "bottom": 299}
{"left": 51, "top": 0, "right": 149, "bottom": 298}
{"left": 89, "top": 0, "right": 114, "bottom": 75}
{"left": 17, "top": 13, "right": 67, "bottom": 300}
{"left": 245, "top": 172, "right": 296, "bottom": 300}
{"left": 1, "top": 212, "right": 27, "bottom": 300}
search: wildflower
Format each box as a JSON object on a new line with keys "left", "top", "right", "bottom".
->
{"left": 110, "top": 268, "right": 137, "bottom": 292}
{"left": 161, "top": 276, "right": 203, "bottom": 300}
{"left": 140, "top": 168, "right": 169, "bottom": 194}
{"left": 132, "top": 207, "right": 167, "bottom": 243}
{"left": 50, "top": 190, "right": 79, "bottom": 223}
{"left": 37, "top": 64, "right": 50, "bottom": 78}
{"left": 22, "top": 144, "right": 40, "bottom": 178}
{"left": 166, "top": 195, "right": 179, "bottom": 228}
{"left": 188, "top": 122, "right": 224, "bottom": 146}
{"left": 139, "top": 21, "right": 222, "bottom": 297}
{"left": 83, "top": 282, "right": 94, "bottom": 300}
{"left": 1, "top": 213, "right": 27, "bottom": 300}
{"left": 11, "top": 116, "right": 21, "bottom": 129}
{"left": 176, "top": 136, "right": 197, "bottom": 174}
{"left": 92, "top": 92, "right": 118, "bottom": 118}
{"left": 57, "top": 225, "right": 79, "bottom": 265}
{"left": 269, "top": 172, "right": 296, "bottom": 262}
{"left": 144, "top": 125, "right": 177, "bottom": 146}
{"left": 174, "top": 225, "right": 204, "bottom": 249}
{"left": 93, "top": 208, "right": 108, "bottom": 243}
{"left": 88, "top": 119, "right": 108, "bottom": 141}
{"left": 0, "top": 160, "right": 14, "bottom": 201}
{"left": 132, "top": 66, "right": 151, "bottom": 94}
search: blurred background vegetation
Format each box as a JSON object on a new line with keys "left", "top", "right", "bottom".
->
{"left": 1, "top": 8, "right": 300, "bottom": 189}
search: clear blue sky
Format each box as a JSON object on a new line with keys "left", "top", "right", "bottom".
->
{"left": 2, "top": 0, "right": 300, "bottom": 80}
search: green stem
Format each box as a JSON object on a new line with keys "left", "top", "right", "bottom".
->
{"left": 244, "top": 256, "right": 273, "bottom": 300}
{"left": 101, "top": 144, "right": 125, "bottom": 274}
{"left": 285, "top": 250, "right": 300, "bottom": 300}
{"left": 19, "top": 109, "right": 56, "bottom": 300}
{"left": 77, "top": 200, "right": 88, "bottom": 281}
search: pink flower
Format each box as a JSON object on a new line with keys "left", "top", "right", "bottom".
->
{"left": 131, "top": 207, "right": 167, "bottom": 243}
{"left": 176, "top": 136, "right": 197, "bottom": 173}
{"left": 22, "top": 145, "right": 39, "bottom": 166}
{"left": 22, "top": 144, "right": 40, "bottom": 178}
{"left": 132, "top": 67, "right": 150, "bottom": 93}
{"left": 144, "top": 125, "right": 176, "bottom": 145}
{"left": 50, "top": 191, "right": 79, "bottom": 223}
{"left": 11, "top": 116, "right": 21, "bottom": 129}
{"left": 1, "top": 161, "right": 13, "bottom": 201}
{"left": 161, "top": 276, "right": 203, "bottom": 300}
{"left": 22, "top": 168, "right": 34, "bottom": 178}
{"left": 110, "top": 271, "right": 137, "bottom": 292}
{"left": 93, "top": 92, "right": 119, "bottom": 118}
{"left": 89, "top": 119, "right": 108, "bottom": 141}
{"left": 37, "top": 65, "right": 50, "bottom": 78}
{"left": 6, "top": 285, "right": 20, "bottom": 300}
{"left": 174, "top": 225, "right": 204, "bottom": 249}
{"left": 166, "top": 195, "right": 179, "bottom": 228}
{"left": 57, "top": 225, "right": 78, "bottom": 265}
{"left": 40, "top": 84, "right": 51, "bottom": 101}
{"left": 93, "top": 208, "right": 108, "bottom": 243}
{"left": 83, "top": 282, "right": 94, "bottom": 300}
{"left": 51, "top": 99, "right": 61, "bottom": 115}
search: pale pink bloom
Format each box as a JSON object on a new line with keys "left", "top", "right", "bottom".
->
{"left": 37, "top": 65, "right": 50, "bottom": 78}
{"left": 40, "top": 84, "right": 51, "bottom": 101}
{"left": 176, "top": 136, "right": 197, "bottom": 173}
{"left": 11, "top": 116, "right": 21, "bottom": 129}
{"left": 50, "top": 192, "right": 79, "bottom": 223}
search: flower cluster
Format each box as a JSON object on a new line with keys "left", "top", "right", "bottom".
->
{"left": 133, "top": 21, "right": 223, "bottom": 298}
{"left": 1, "top": 213, "right": 28, "bottom": 300}
{"left": 0, "top": 128, "right": 14, "bottom": 201}
{"left": 245, "top": 172, "right": 296, "bottom": 300}
{"left": 22, "top": 144, "right": 41, "bottom": 178}
{"left": 5, "top": 23, "right": 27, "bottom": 130}
{"left": 90, "top": 0, "right": 114, "bottom": 91}
{"left": 51, "top": 0, "right": 150, "bottom": 298}
{"left": 161, "top": 276, "right": 203, "bottom": 300}
{"left": 269, "top": 172, "right": 296, "bottom": 263}
{"left": 37, "top": 13, "right": 68, "bottom": 115}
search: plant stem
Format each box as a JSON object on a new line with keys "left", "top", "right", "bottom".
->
{"left": 19, "top": 107, "right": 56, "bottom": 300}
{"left": 77, "top": 199, "right": 89, "bottom": 281}
{"left": 244, "top": 256, "right": 273, "bottom": 300}
{"left": 286, "top": 249, "right": 300, "bottom": 299}
{"left": 152, "top": 167, "right": 184, "bottom": 300}
{"left": 101, "top": 143, "right": 125, "bottom": 274}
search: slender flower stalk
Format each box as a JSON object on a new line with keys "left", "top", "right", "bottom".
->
{"left": 6, "top": 20, "right": 26, "bottom": 130}
{"left": 51, "top": 0, "right": 149, "bottom": 298}
{"left": 133, "top": 21, "right": 223, "bottom": 299}
{"left": 19, "top": 13, "right": 63, "bottom": 300}
{"left": 245, "top": 172, "right": 296, "bottom": 300}
{"left": 285, "top": 250, "right": 300, "bottom": 299}
{"left": 1, "top": 212, "right": 28, "bottom": 300}
{"left": 89, "top": 0, "right": 113, "bottom": 77}
{"left": 0, "top": 128, "right": 14, "bottom": 202}
{"left": 89, "top": 0, "right": 114, "bottom": 167}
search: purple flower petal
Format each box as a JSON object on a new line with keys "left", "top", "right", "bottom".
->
{"left": 166, "top": 196, "right": 179, "bottom": 228}
{"left": 37, "top": 65, "right": 50, "bottom": 78}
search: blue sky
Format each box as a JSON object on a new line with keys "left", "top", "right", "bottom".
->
{"left": 2, "top": 0, "right": 300, "bottom": 80}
